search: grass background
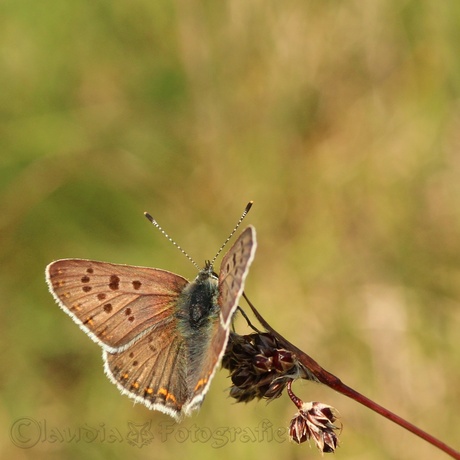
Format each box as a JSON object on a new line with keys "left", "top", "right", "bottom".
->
{"left": 1, "top": 1, "right": 460, "bottom": 459}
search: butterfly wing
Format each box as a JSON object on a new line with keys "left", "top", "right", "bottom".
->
{"left": 46, "top": 259, "right": 189, "bottom": 352}
{"left": 103, "top": 323, "right": 188, "bottom": 421}
{"left": 182, "top": 318, "right": 229, "bottom": 415}
{"left": 183, "top": 225, "right": 257, "bottom": 414}
{"left": 217, "top": 225, "right": 257, "bottom": 328}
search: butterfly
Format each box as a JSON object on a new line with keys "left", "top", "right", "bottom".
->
{"left": 45, "top": 220, "right": 256, "bottom": 421}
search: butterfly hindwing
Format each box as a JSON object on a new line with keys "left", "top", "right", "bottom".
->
{"left": 184, "top": 318, "right": 229, "bottom": 415}
{"left": 104, "top": 323, "right": 188, "bottom": 421}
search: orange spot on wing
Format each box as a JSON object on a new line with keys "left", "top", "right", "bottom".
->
{"left": 158, "top": 387, "right": 177, "bottom": 404}
{"left": 85, "top": 317, "right": 94, "bottom": 326}
{"left": 144, "top": 387, "right": 177, "bottom": 404}
{"left": 194, "top": 377, "right": 209, "bottom": 392}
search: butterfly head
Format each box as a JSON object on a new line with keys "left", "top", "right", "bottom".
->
{"left": 194, "top": 260, "right": 218, "bottom": 282}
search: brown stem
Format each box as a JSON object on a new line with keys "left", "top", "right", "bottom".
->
{"left": 243, "top": 293, "right": 460, "bottom": 460}
{"left": 287, "top": 379, "right": 303, "bottom": 409}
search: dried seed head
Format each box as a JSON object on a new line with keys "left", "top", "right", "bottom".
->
{"left": 289, "top": 401, "right": 340, "bottom": 452}
{"left": 222, "top": 332, "right": 308, "bottom": 402}
{"left": 287, "top": 381, "right": 340, "bottom": 453}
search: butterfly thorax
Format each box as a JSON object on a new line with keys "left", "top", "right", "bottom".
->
{"left": 176, "top": 265, "right": 219, "bottom": 334}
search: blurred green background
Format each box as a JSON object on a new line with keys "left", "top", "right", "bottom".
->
{"left": 1, "top": 1, "right": 460, "bottom": 459}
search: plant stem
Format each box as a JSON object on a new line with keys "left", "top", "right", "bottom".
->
{"left": 243, "top": 293, "right": 460, "bottom": 459}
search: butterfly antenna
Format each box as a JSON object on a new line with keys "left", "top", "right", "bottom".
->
{"left": 209, "top": 200, "right": 254, "bottom": 266}
{"left": 144, "top": 212, "right": 201, "bottom": 270}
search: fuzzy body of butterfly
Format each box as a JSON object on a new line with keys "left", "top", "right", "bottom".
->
{"left": 45, "top": 205, "right": 256, "bottom": 421}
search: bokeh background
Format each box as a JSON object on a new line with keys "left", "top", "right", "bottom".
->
{"left": 2, "top": 1, "right": 460, "bottom": 459}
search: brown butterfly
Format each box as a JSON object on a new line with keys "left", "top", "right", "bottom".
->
{"left": 46, "top": 213, "right": 256, "bottom": 421}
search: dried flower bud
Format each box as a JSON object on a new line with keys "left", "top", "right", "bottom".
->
{"left": 253, "top": 354, "right": 273, "bottom": 373}
{"left": 287, "top": 380, "right": 340, "bottom": 453}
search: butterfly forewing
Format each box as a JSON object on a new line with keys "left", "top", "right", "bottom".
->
{"left": 46, "top": 259, "right": 189, "bottom": 351}
{"left": 217, "top": 225, "right": 257, "bottom": 328}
